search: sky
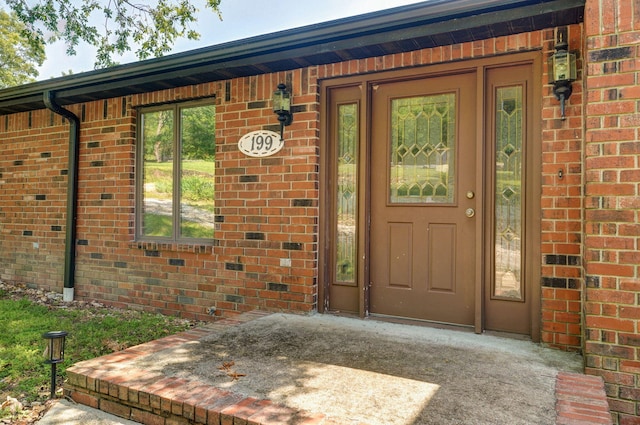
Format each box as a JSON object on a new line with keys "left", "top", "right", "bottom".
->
{"left": 35, "top": 0, "right": 426, "bottom": 80}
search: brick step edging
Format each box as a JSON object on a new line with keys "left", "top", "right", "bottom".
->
{"left": 64, "top": 311, "right": 340, "bottom": 424}
{"left": 556, "top": 372, "right": 613, "bottom": 425}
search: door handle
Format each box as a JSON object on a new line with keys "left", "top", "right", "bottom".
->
{"left": 465, "top": 208, "right": 475, "bottom": 218}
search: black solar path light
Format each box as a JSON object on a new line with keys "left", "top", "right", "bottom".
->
{"left": 43, "top": 331, "right": 67, "bottom": 399}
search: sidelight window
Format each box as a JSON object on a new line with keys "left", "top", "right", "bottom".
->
{"left": 494, "top": 86, "right": 523, "bottom": 299}
{"left": 335, "top": 103, "right": 358, "bottom": 284}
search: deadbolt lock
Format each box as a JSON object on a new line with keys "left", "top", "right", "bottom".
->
{"left": 466, "top": 191, "right": 475, "bottom": 199}
{"left": 465, "top": 208, "right": 475, "bottom": 218}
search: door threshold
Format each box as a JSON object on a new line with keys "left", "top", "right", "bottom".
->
{"left": 482, "top": 329, "right": 532, "bottom": 341}
{"left": 323, "top": 310, "right": 360, "bottom": 319}
{"left": 368, "top": 313, "right": 475, "bottom": 333}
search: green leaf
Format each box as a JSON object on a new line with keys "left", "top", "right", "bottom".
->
{"left": 4, "top": 0, "right": 223, "bottom": 71}
{"left": 0, "top": 9, "right": 45, "bottom": 88}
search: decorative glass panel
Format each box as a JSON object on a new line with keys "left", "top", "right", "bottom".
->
{"left": 494, "top": 86, "right": 523, "bottom": 299}
{"left": 179, "top": 105, "right": 216, "bottom": 239}
{"left": 142, "top": 109, "right": 174, "bottom": 237}
{"left": 390, "top": 94, "right": 456, "bottom": 204}
{"left": 336, "top": 103, "right": 358, "bottom": 283}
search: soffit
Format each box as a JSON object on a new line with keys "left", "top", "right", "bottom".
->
{"left": 0, "top": 0, "right": 585, "bottom": 115}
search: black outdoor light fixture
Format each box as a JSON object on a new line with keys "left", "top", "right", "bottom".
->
{"left": 272, "top": 83, "right": 293, "bottom": 140}
{"left": 549, "top": 32, "right": 577, "bottom": 121}
{"left": 43, "top": 330, "right": 67, "bottom": 399}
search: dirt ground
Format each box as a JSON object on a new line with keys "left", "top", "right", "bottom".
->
{"left": 133, "top": 313, "right": 583, "bottom": 425}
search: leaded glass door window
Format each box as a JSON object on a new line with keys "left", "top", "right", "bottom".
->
{"left": 494, "top": 86, "right": 523, "bottom": 300}
{"left": 326, "top": 86, "right": 362, "bottom": 313}
{"left": 336, "top": 103, "right": 358, "bottom": 284}
{"left": 390, "top": 94, "right": 456, "bottom": 204}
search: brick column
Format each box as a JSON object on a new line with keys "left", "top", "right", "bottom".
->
{"left": 540, "top": 25, "right": 585, "bottom": 351}
{"left": 583, "top": 1, "right": 640, "bottom": 423}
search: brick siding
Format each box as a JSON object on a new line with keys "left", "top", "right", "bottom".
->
{"left": 0, "top": 111, "right": 69, "bottom": 289}
{"left": 540, "top": 24, "right": 585, "bottom": 351}
{"left": 0, "top": 27, "right": 586, "bottom": 339}
{"left": 583, "top": 0, "right": 640, "bottom": 423}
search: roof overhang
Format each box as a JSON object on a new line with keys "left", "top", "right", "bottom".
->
{"left": 0, "top": 0, "right": 584, "bottom": 115}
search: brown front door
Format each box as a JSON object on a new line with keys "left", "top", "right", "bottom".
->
{"left": 369, "top": 72, "right": 477, "bottom": 325}
{"left": 321, "top": 54, "right": 541, "bottom": 337}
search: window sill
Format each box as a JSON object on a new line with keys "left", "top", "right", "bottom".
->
{"left": 129, "top": 240, "right": 215, "bottom": 254}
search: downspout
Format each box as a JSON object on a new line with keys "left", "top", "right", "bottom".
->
{"left": 43, "top": 91, "right": 80, "bottom": 302}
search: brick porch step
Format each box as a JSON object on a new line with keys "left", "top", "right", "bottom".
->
{"left": 555, "top": 372, "right": 613, "bottom": 425}
{"left": 64, "top": 310, "right": 611, "bottom": 425}
{"left": 64, "top": 311, "right": 344, "bottom": 425}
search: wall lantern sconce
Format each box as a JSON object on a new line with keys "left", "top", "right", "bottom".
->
{"left": 549, "top": 35, "right": 577, "bottom": 121}
{"left": 273, "top": 83, "right": 293, "bottom": 140}
{"left": 43, "top": 330, "right": 67, "bottom": 399}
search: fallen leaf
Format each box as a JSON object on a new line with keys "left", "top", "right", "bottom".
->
{"left": 1, "top": 396, "right": 23, "bottom": 413}
{"left": 217, "top": 361, "right": 235, "bottom": 371}
{"left": 227, "top": 372, "right": 246, "bottom": 381}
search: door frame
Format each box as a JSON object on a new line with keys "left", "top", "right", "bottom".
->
{"left": 318, "top": 51, "right": 542, "bottom": 340}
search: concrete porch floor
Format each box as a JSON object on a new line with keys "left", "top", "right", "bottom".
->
{"left": 62, "top": 311, "right": 612, "bottom": 425}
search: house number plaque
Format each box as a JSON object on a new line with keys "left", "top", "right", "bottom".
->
{"left": 238, "top": 130, "right": 284, "bottom": 157}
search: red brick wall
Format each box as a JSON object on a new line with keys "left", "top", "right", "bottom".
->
{"left": 583, "top": 0, "right": 640, "bottom": 423}
{"left": 0, "top": 111, "right": 68, "bottom": 289}
{"left": 70, "top": 78, "right": 321, "bottom": 320}
{"left": 540, "top": 25, "right": 585, "bottom": 351}
{"left": 0, "top": 26, "right": 584, "bottom": 346}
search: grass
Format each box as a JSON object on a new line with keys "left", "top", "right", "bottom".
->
{"left": 0, "top": 288, "right": 192, "bottom": 419}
